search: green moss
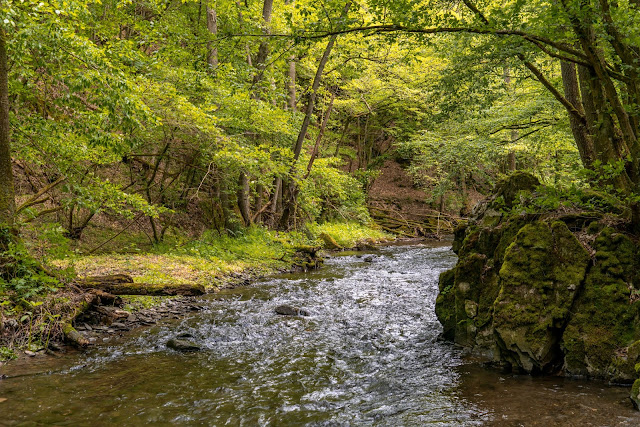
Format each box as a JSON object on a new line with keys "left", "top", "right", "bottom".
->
{"left": 493, "top": 221, "right": 589, "bottom": 373}
{"left": 562, "top": 228, "right": 640, "bottom": 380}
{"left": 0, "top": 346, "right": 17, "bottom": 361}
{"left": 631, "top": 379, "right": 640, "bottom": 409}
{"left": 435, "top": 290, "right": 456, "bottom": 341}
{"left": 451, "top": 222, "right": 468, "bottom": 254}
{"left": 438, "top": 269, "right": 455, "bottom": 293}
{"left": 491, "top": 171, "right": 540, "bottom": 209}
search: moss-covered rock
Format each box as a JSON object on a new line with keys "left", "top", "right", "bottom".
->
{"left": 436, "top": 172, "right": 640, "bottom": 404}
{"left": 472, "top": 171, "right": 541, "bottom": 220}
{"left": 319, "top": 232, "right": 341, "bottom": 250}
{"left": 632, "top": 378, "right": 640, "bottom": 410}
{"left": 562, "top": 227, "right": 640, "bottom": 381}
{"left": 493, "top": 221, "right": 589, "bottom": 373}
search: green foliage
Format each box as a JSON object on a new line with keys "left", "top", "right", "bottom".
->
{"left": 0, "top": 345, "right": 17, "bottom": 361}
{"left": 0, "top": 229, "right": 60, "bottom": 299}
{"left": 171, "top": 227, "right": 291, "bottom": 263}
{"left": 299, "top": 158, "right": 371, "bottom": 223}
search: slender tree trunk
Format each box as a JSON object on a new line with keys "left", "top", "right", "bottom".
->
{"left": 291, "top": 3, "right": 350, "bottom": 163}
{"left": 235, "top": 1, "right": 253, "bottom": 66}
{"left": 206, "top": 5, "right": 218, "bottom": 71}
{"left": 305, "top": 91, "right": 336, "bottom": 177}
{"left": 285, "top": 0, "right": 296, "bottom": 111}
{"left": 219, "top": 185, "right": 234, "bottom": 231}
{"left": 237, "top": 173, "right": 251, "bottom": 226}
{"left": 279, "top": 1, "right": 352, "bottom": 228}
{"left": 288, "top": 58, "right": 297, "bottom": 111}
{"left": 503, "top": 67, "right": 517, "bottom": 171}
{"left": 507, "top": 150, "right": 516, "bottom": 172}
{"left": 254, "top": 183, "right": 264, "bottom": 223}
{"left": 334, "top": 119, "right": 350, "bottom": 157}
{"left": 271, "top": 177, "right": 281, "bottom": 214}
{"left": 0, "top": 29, "right": 15, "bottom": 234}
{"left": 252, "top": 0, "right": 274, "bottom": 93}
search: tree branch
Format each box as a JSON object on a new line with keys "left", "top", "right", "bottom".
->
{"left": 517, "top": 54, "right": 587, "bottom": 126}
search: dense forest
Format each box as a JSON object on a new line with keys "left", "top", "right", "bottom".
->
{"left": 2, "top": 0, "right": 640, "bottom": 412}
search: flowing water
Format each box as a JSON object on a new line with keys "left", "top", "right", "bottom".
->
{"left": 1, "top": 243, "right": 639, "bottom": 426}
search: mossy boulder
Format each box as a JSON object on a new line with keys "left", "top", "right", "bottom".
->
{"left": 493, "top": 171, "right": 541, "bottom": 209}
{"left": 436, "top": 173, "right": 640, "bottom": 402}
{"left": 435, "top": 269, "right": 456, "bottom": 340}
{"left": 632, "top": 378, "right": 640, "bottom": 410}
{"left": 319, "top": 232, "right": 341, "bottom": 250}
{"left": 493, "top": 221, "right": 589, "bottom": 373}
{"left": 472, "top": 171, "right": 541, "bottom": 221}
{"left": 562, "top": 227, "right": 640, "bottom": 381}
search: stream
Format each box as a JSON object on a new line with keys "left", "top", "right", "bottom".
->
{"left": 1, "top": 243, "right": 639, "bottom": 426}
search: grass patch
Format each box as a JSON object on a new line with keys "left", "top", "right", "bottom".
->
{"left": 307, "top": 222, "right": 390, "bottom": 248}
{"left": 52, "top": 223, "right": 390, "bottom": 290}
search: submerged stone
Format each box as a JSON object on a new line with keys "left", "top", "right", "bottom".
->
{"left": 166, "top": 338, "right": 201, "bottom": 352}
{"left": 275, "top": 305, "right": 310, "bottom": 317}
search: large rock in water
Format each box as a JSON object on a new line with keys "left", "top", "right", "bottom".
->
{"left": 435, "top": 171, "right": 640, "bottom": 387}
{"left": 493, "top": 221, "right": 589, "bottom": 373}
{"left": 562, "top": 227, "right": 640, "bottom": 381}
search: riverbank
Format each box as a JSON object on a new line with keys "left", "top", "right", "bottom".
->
{"left": 0, "top": 222, "right": 391, "bottom": 362}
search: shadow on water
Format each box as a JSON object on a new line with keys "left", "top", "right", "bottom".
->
{"left": 1, "top": 241, "right": 639, "bottom": 426}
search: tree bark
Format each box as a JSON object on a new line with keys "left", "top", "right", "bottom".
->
{"left": 291, "top": 3, "right": 351, "bottom": 163}
{"left": 503, "top": 68, "right": 517, "bottom": 171}
{"left": 0, "top": 29, "right": 15, "bottom": 232}
{"left": 305, "top": 91, "right": 336, "bottom": 177}
{"left": 560, "top": 61, "right": 594, "bottom": 168}
{"left": 279, "top": 1, "right": 352, "bottom": 228}
{"left": 288, "top": 58, "right": 297, "bottom": 111}
{"left": 206, "top": 5, "right": 218, "bottom": 71}
{"left": 252, "top": 0, "right": 274, "bottom": 93}
{"left": 78, "top": 274, "right": 205, "bottom": 296}
{"left": 237, "top": 172, "right": 251, "bottom": 226}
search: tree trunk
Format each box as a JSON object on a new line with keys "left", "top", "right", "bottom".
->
{"left": 254, "top": 183, "right": 264, "bottom": 223}
{"left": 237, "top": 172, "right": 251, "bottom": 226}
{"left": 507, "top": 150, "right": 516, "bottom": 172}
{"left": 78, "top": 274, "right": 205, "bottom": 296}
{"left": 252, "top": 0, "right": 274, "bottom": 93}
{"left": 0, "top": 29, "right": 15, "bottom": 233}
{"left": 288, "top": 58, "right": 296, "bottom": 111}
{"left": 305, "top": 91, "right": 336, "bottom": 177}
{"left": 279, "top": 1, "right": 351, "bottom": 228}
{"left": 560, "top": 61, "right": 594, "bottom": 168}
{"left": 503, "top": 67, "right": 517, "bottom": 171}
{"left": 206, "top": 5, "right": 218, "bottom": 71}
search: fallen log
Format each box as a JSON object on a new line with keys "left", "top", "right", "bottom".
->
{"left": 62, "top": 322, "right": 90, "bottom": 348}
{"left": 61, "top": 293, "right": 97, "bottom": 348}
{"left": 77, "top": 274, "right": 205, "bottom": 296}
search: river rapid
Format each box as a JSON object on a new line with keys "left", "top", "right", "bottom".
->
{"left": 1, "top": 243, "right": 639, "bottom": 426}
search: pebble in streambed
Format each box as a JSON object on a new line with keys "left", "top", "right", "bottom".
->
{"left": 274, "top": 304, "right": 310, "bottom": 317}
{"left": 166, "top": 335, "right": 201, "bottom": 352}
